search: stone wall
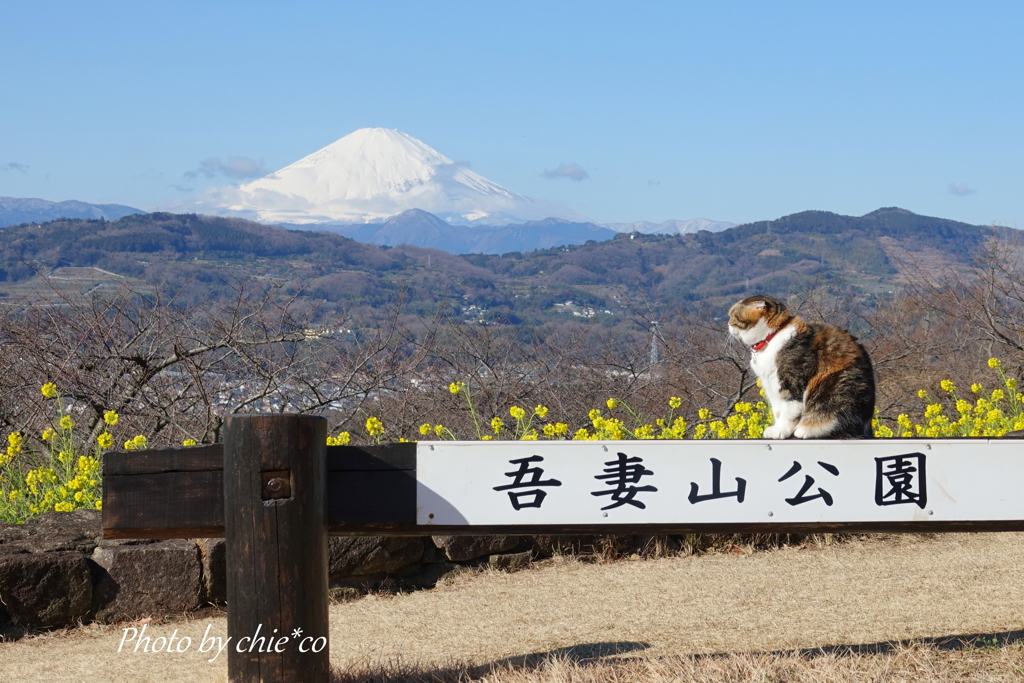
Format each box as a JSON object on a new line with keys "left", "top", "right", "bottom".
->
{"left": 0, "top": 511, "right": 662, "bottom": 629}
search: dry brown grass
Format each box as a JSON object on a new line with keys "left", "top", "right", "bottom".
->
{"left": 336, "top": 642, "right": 1024, "bottom": 683}
{"left": 3, "top": 533, "right": 1024, "bottom": 682}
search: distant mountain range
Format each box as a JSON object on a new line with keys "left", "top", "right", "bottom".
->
{"left": 182, "top": 127, "right": 590, "bottom": 225}
{"left": 292, "top": 209, "right": 617, "bottom": 254}
{"left": 0, "top": 207, "right": 1010, "bottom": 324}
{"left": 1, "top": 196, "right": 732, "bottom": 253}
{"left": 604, "top": 218, "right": 736, "bottom": 235}
{"left": 0, "top": 196, "right": 143, "bottom": 227}
{"left": 283, "top": 209, "right": 733, "bottom": 254}
{"left": 3, "top": 128, "right": 734, "bottom": 251}
{"left": 175, "top": 127, "right": 734, "bottom": 237}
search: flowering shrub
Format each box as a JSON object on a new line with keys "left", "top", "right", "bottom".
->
{"left": 0, "top": 384, "right": 112, "bottom": 523}
{"left": 4, "top": 360, "right": 1021, "bottom": 524}
{"left": 875, "top": 358, "right": 1024, "bottom": 438}
{"left": 362, "top": 359, "right": 1023, "bottom": 443}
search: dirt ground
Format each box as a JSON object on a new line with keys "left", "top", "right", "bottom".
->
{"left": 3, "top": 532, "right": 1024, "bottom": 682}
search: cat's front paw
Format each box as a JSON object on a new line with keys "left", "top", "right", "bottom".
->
{"left": 763, "top": 424, "right": 792, "bottom": 439}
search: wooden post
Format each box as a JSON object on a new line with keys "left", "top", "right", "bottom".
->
{"left": 224, "top": 415, "right": 329, "bottom": 683}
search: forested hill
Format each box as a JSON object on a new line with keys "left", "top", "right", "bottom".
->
{"left": 0, "top": 212, "right": 403, "bottom": 282}
{"left": 0, "top": 208, "right": 1009, "bottom": 323}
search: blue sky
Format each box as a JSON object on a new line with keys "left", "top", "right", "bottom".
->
{"left": 2, "top": 1, "right": 1022, "bottom": 226}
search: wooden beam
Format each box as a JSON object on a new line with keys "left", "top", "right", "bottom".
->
{"left": 102, "top": 445, "right": 224, "bottom": 538}
{"left": 103, "top": 444, "right": 223, "bottom": 475}
{"left": 104, "top": 437, "right": 1024, "bottom": 540}
{"left": 103, "top": 443, "right": 416, "bottom": 538}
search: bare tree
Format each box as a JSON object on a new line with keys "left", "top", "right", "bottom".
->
{"left": 0, "top": 276, "right": 433, "bottom": 442}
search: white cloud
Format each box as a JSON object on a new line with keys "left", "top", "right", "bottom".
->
{"left": 542, "top": 162, "right": 589, "bottom": 182}
{"left": 948, "top": 182, "right": 977, "bottom": 196}
{"left": 184, "top": 156, "right": 267, "bottom": 182}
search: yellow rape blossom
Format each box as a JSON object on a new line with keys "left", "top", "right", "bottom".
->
{"left": 326, "top": 432, "right": 351, "bottom": 446}
{"left": 634, "top": 424, "right": 655, "bottom": 440}
{"left": 41, "top": 383, "right": 58, "bottom": 398}
{"left": 365, "top": 417, "right": 384, "bottom": 437}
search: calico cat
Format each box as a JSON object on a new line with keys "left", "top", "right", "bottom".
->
{"left": 728, "top": 295, "right": 875, "bottom": 439}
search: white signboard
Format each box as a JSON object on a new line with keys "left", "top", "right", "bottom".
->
{"left": 416, "top": 440, "right": 1024, "bottom": 525}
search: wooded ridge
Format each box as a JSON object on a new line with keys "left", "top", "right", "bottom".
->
{"left": 0, "top": 207, "right": 1010, "bottom": 324}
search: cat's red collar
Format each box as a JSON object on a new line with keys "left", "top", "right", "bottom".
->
{"left": 750, "top": 328, "right": 779, "bottom": 352}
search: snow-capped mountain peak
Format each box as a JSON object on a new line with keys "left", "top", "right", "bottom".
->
{"left": 210, "top": 128, "right": 586, "bottom": 225}
{"left": 604, "top": 218, "right": 736, "bottom": 235}
{"left": 256, "top": 128, "right": 511, "bottom": 200}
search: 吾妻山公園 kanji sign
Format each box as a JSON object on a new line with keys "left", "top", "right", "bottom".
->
{"left": 416, "top": 440, "right": 1020, "bottom": 526}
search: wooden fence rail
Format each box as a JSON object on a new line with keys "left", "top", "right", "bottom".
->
{"left": 101, "top": 414, "right": 1024, "bottom": 683}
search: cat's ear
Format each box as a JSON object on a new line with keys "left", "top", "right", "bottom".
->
{"left": 750, "top": 300, "right": 766, "bottom": 309}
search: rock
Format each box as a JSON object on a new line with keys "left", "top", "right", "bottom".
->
{"left": 328, "top": 536, "right": 424, "bottom": 579}
{"left": 196, "top": 539, "right": 226, "bottom": 604}
{"left": 0, "top": 543, "right": 28, "bottom": 555}
{"left": 0, "top": 510, "right": 101, "bottom": 554}
{"left": 91, "top": 539, "right": 202, "bottom": 623}
{"left": 0, "top": 522, "right": 28, "bottom": 547}
{"left": 0, "top": 551, "right": 92, "bottom": 627}
{"left": 488, "top": 550, "right": 532, "bottom": 571}
{"left": 94, "top": 538, "right": 159, "bottom": 548}
{"left": 432, "top": 535, "right": 519, "bottom": 562}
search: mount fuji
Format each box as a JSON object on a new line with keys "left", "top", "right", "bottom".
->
{"left": 198, "top": 128, "right": 589, "bottom": 226}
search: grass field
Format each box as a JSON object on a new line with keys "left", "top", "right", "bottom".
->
{"left": 2, "top": 532, "right": 1024, "bottom": 682}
